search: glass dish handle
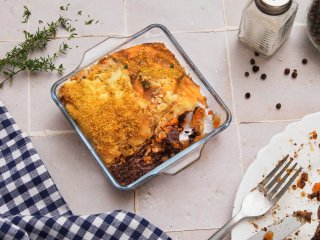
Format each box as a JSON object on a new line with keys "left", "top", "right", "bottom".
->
{"left": 161, "top": 143, "right": 205, "bottom": 175}
{"left": 77, "top": 37, "right": 124, "bottom": 69}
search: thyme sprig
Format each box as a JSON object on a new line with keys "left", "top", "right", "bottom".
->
{"left": 22, "top": 6, "right": 31, "bottom": 23}
{"left": 0, "top": 17, "right": 74, "bottom": 88}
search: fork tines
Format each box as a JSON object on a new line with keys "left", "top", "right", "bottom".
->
{"left": 258, "top": 155, "right": 302, "bottom": 202}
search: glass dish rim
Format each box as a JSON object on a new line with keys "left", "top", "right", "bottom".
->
{"left": 50, "top": 23, "right": 232, "bottom": 190}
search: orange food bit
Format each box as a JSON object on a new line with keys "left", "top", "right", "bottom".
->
{"left": 213, "top": 115, "right": 221, "bottom": 128}
{"left": 263, "top": 231, "right": 273, "bottom": 240}
{"left": 310, "top": 130, "right": 318, "bottom": 140}
{"left": 312, "top": 182, "right": 320, "bottom": 193}
{"left": 143, "top": 156, "right": 152, "bottom": 164}
{"left": 156, "top": 132, "right": 167, "bottom": 143}
{"left": 297, "top": 172, "right": 308, "bottom": 189}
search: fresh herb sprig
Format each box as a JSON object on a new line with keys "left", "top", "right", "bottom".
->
{"left": 60, "top": 3, "right": 70, "bottom": 11}
{"left": 22, "top": 6, "right": 31, "bottom": 23}
{"left": 0, "top": 17, "right": 74, "bottom": 88}
{"left": 85, "top": 19, "right": 94, "bottom": 25}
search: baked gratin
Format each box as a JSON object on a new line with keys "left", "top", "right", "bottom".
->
{"left": 58, "top": 43, "right": 219, "bottom": 185}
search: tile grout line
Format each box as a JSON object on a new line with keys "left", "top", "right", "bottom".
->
{"left": 123, "top": 0, "right": 135, "bottom": 214}
{"left": 123, "top": 0, "right": 128, "bottom": 35}
{"left": 222, "top": 0, "right": 244, "bottom": 176}
{"left": 27, "top": 0, "right": 31, "bottom": 135}
{"left": 133, "top": 189, "right": 138, "bottom": 214}
{"left": 25, "top": 118, "right": 299, "bottom": 138}
{"left": 165, "top": 227, "right": 219, "bottom": 234}
{"left": 28, "top": 130, "right": 75, "bottom": 137}
{"left": 0, "top": 23, "right": 308, "bottom": 42}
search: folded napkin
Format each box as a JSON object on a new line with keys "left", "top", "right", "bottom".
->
{"left": 0, "top": 101, "right": 171, "bottom": 240}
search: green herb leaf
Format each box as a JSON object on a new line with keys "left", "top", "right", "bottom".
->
{"left": 0, "top": 17, "right": 76, "bottom": 87}
{"left": 22, "top": 6, "right": 31, "bottom": 23}
{"left": 85, "top": 19, "right": 94, "bottom": 25}
{"left": 60, "top": 3, "right": 70, "bottom": 11}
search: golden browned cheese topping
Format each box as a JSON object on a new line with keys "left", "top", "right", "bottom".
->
{"left": 58, "top": 43, "right": 208, "bottom": 170}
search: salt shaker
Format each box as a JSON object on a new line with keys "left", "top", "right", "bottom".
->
{"left": 238, "top": 0, "right": 298, "bottom": 57}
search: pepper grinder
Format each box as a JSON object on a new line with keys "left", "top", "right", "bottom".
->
{"left": 307, "top": 0, "right": 320, "bottom": 51}
{"left": 238, "top": 0, "right": 298, "bottom": 57}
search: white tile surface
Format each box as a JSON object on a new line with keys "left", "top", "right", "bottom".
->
{"left": 228, "top": 25, "right": 320, "bottom": 122}
{"left": 239, "top": 121, "right": 293, "bottom": 172}
{"left": 126, "top": 0, "right": 225, "bottom": 33}
{"left": 0, "top": 0, "right": 28, "bottom": 41}
{"left": 28, "top": 0, "right": 125, "bottom": 37}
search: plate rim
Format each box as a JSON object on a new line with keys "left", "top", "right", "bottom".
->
{"left": 231, "top": 111, "right": 320, "bottom": 239}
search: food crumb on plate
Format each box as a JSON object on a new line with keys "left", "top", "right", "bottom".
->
{"left": 297, "top": 172, "right": 308, "bottom": 189}
{"left": 310, "top": 130, "right": 318, "bottom": 140}
{"left": 293, "top": 210, "right": 312, "bottom": 223}
{"left": 263, "top": 231, "right": 273, "bottom": 240}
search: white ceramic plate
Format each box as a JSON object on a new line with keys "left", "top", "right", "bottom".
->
{"left": 231, "top": 112, "right": 320, "bottom": 240}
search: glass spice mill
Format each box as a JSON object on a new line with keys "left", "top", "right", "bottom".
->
{"left": 238, "top": 0, "right": 298, "bottom": 57}
{"left": 307, "top": 0, "right": 320, "bottom": 51}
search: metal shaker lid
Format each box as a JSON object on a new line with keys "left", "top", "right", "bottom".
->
{"left": 255, "top": 0, "right": 292, "bottom": 15}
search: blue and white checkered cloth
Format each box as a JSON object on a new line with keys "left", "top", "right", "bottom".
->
{"left": 0, "top": 101, "right": 171, "bottom": 240}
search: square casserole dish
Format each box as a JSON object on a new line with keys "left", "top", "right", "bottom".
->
{"left": 51, "top": 24, "right": 232, "bottom": 190}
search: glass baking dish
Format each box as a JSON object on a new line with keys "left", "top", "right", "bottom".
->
{"left": 51, "top": 24, "right": 232, "bottom": 190}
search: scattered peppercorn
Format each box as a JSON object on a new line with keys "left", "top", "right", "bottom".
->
{"left": 245, "top": 72, "right": 249, "bottom": 77}
{"left": 276, "top": 103, "right": 281, "bottom": 109}
{"left": 261, "top": 73, "right": 267, "bottom": 80}
{"left": 284, "top": 68, "right": 290, "bottom": 75}
{"left": 245, "top": 92, "right": 251, "bottom": 99}
{"left": 292, "top": 71, "right": 298, "bottom": 78}
{"left": 250, "top": 58, "right": 255, "bottom": 65}
{"left": 302, "top": 58, "right": 308, "bottom": 64}
{"left": 252, "top": 65, "right": 259, "bottom": 73}
{"left": 255, "top": 52, "right": 260, "bottom": 56}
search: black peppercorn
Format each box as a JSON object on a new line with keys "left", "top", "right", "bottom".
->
{"left": 261, "top": 73, "right": 267, "bottom": 80}
{"left": 245, "top": 72, "right": 249, "bottom": 77}
{"left": 292, "top": 71, "right": 298, "bottom": 78}
{"left": 254, "top": 52, "right": 260, "bottom": 56}
{"left": 252, "top": 65, "right": 259, "bottom": 73}
{"left": 276, "top": 103, "right": 281, "bottom": 109}
{"left": 284, "top": 68, "right": 290, "bottom": 75}
{"left": 245, "top": 92, "right": 251, "bottom": 99}
{"left": 302, "top": 58, "right": 308, "bottom": 64}
{"left": 250, "top": 58, "right": 255, "bottom": 65}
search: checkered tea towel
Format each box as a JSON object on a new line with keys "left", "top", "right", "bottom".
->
{"left": 0, "top": 101, "right": 171, "bottom": 240}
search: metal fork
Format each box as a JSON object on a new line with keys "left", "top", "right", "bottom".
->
{"left": 208, "top": 155, "right": 302, "bottom": 240}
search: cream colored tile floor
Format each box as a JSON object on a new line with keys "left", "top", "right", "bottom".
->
{"left": 0, "top": 0, "right": 319, "bottom": 239}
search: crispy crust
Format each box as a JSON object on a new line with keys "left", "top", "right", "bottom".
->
{"left": 59, "top": 43, "right": 210, "bottom": 185}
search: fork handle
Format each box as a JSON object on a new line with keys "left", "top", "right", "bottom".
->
{"left": 208, "top": 211, "right": 245, "bottom": 240}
